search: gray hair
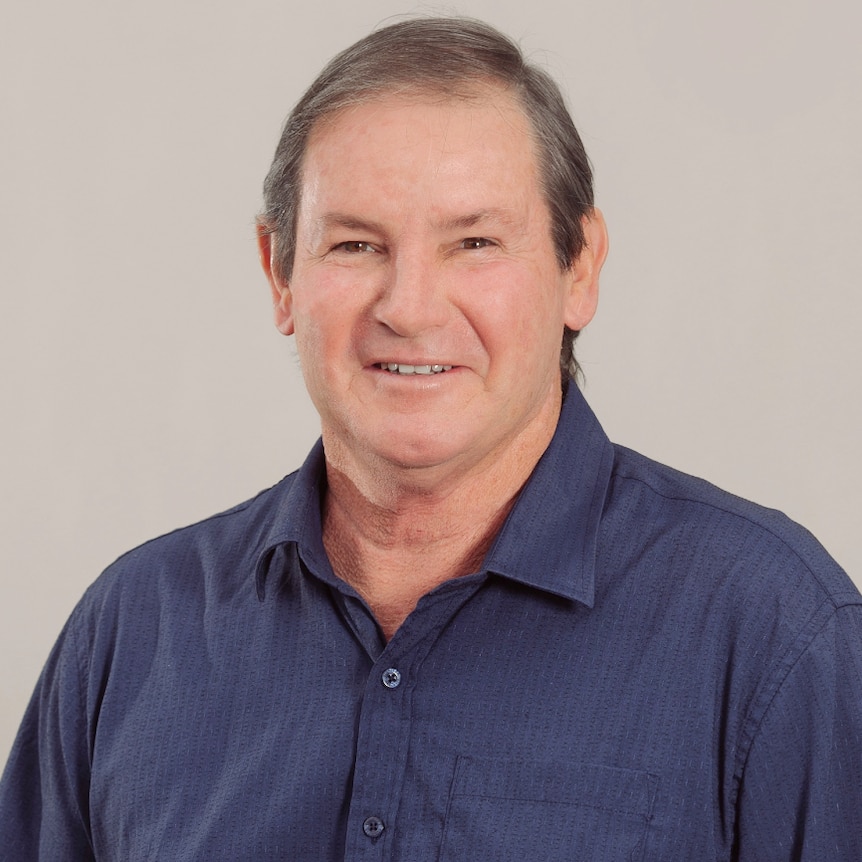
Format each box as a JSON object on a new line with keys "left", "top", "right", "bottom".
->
{"left": 259, "top": 17, "right": 595, "bottom": 382}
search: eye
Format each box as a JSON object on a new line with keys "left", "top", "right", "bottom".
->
{"left": 460, "top": 237, "right": 495, "bottom": 250}
{"left": 334, "top": 241, "right": 377, "bottom": 254}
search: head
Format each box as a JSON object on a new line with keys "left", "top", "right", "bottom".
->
{"left": 258, "top": 17, "right": 596, "bottom": 382}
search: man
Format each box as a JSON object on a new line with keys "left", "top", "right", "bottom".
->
{"left": 1, "top": 17, "right": 860, "bottom": 861}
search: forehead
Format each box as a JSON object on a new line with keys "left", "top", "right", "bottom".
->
{"left": 298, "top": 87, "right": 544, "bottom": 222}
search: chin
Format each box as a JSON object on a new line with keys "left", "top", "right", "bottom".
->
{"left": 332, "top": 408, "right": 487, "bottom": 476}
{"left": 369, "top": 438, "right": 464, "bottom": 472}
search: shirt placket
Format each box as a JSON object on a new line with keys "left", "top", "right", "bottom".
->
{"left": 340, "top": 579, "right": 485, "bottom": 860}
{"left": 341, "top": 653, "right": 413, "bottom": 859}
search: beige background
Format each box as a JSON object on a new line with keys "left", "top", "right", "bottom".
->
{"left": 1, "top": 0, "right": 859, "bottom": 761}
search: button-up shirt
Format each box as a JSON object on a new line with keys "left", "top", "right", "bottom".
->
{"left": 2, "top": 387, "right": 861, "bottom": 860}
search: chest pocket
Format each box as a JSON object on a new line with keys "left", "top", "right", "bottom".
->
{"left": 439, "top": 756, "right": 658, "bottom": 862}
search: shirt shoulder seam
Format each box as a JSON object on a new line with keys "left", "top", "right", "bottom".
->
{"left": 610, "top": 466, "right": 843, "bottom": 603}
{"left": 104, "top": 476, "right": 294, "bottom": 570}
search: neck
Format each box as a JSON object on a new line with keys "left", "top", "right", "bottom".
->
{"left": 321, "top": 395, "right": 561, "bottom": 639}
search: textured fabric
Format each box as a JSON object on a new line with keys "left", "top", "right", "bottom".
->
{"left": 2, "top": 387, "right": 861, "bottom": 861}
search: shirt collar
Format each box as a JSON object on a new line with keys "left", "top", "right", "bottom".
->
{"left": 254, "top": 438, "right": 330, "bottom": 600}
{"left": 256, "top": 386, "right": 614, "bottom": 607}
{"left": 480, "top": 385, "right": 614, "bottom": 606}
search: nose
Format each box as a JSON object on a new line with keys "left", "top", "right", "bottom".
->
{"left": 373, "top": 249, "right": 450, "bottom": 337}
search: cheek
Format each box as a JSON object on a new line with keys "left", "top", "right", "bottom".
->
{"left": 292, "top": 272, "right": 363, "bottom": 357}
{"left": 461, "top": 266, "right": 565, "bottom": 362}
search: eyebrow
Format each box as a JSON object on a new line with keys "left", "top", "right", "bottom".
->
{"left": 316, "top": 213, "right": 387, "bottom": 235}
{"left": 437, "top": 209, "right": 518, "bottom": 232}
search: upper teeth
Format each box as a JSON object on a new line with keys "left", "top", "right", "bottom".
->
{"left": 379, "top": 363, "right": 453, "bottom": 375}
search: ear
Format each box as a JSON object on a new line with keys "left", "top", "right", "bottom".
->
{"left": 257, "top": 223, "right": 294, "bottom": 336}
{"left": 563, "top": 208, "right": 608, "bottom": 331}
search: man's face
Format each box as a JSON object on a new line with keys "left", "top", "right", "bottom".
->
{"left": 263, "top": 88, "right": 602, "bottom": 480}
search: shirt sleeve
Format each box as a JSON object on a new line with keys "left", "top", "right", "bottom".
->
{"left": 0, "top": 610, "right": 96, "bottom": 861}
{"left": 734, "top": 601, "right": 862, "bottom": 860}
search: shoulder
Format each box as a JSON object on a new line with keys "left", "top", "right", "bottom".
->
{"left": 605, "top": 443, "right": 858, "bottom": 610}
{"left": 599, "top": 443, "right": 859, "bottom": 734}
{"left": 75, "top": 471, "right": 301, "bottom": 626}
{"left": 48, "top": 471, "right": 307, "bottom": 717}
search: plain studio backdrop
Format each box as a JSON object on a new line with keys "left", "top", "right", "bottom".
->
{"left": 1, "top": 0, "right": 859, "bottom": 761}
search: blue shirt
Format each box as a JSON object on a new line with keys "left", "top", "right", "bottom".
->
{"left": 2, "top": 387, "right": 861, "bottom": 861}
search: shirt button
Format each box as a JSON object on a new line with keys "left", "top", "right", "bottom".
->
{"left": 382, "top": 668, "right": 402, "bottom": 689}
{"left": 363, "top": 816, "right": 385, "bottom": 838}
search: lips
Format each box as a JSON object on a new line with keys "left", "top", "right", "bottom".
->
{"left": 376, "top": 363, "right": 454, "bottom": 375}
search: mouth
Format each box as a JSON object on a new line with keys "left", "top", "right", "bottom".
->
{"left": 375, "top": 363, "right": 454, "bottom": 376}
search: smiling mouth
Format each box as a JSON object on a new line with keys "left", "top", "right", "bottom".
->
{"left": 376, "top": 363, "right": 454, "bottom": 375}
